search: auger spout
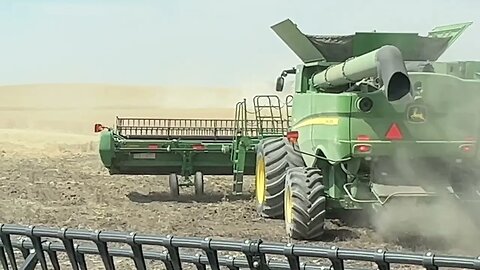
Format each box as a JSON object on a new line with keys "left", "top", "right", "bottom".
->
{"left": 312, "top": 45, "right": 412, "bottom": 102}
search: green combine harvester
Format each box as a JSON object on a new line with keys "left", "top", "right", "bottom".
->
{"left": 96, "top": 19, "right": 480, "bottom": 241}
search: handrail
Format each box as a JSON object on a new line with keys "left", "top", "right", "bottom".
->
{"left": 0, "top": 224, "right": 479, "bottom": 270}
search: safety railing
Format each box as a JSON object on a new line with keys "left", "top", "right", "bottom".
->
{"left": 1, "top": 224, "right": 480, "bottom": 270}
{"left": 234, "top": 99, "right": 248, "bottom": 138}
{"left": 253, "top": 95, "right": 287, "bottom": 136}
{"left": 115, "top": 117, "right": 288, "bottom": 140}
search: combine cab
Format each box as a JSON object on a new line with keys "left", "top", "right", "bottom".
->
{"left": 264, "top": 19, "right": 480, "bottom": 240}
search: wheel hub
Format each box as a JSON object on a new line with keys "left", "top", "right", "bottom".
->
{"left": 284, "top": 184, "right": 294, "bottom": 237}
{"left": 255, "top": 158, "right": 266, "bottom": 204}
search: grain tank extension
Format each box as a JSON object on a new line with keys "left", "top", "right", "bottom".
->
{"left": 255, "top": 19, "right": 480, "bottom": 240}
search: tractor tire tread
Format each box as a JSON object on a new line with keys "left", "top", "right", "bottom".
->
{"left": 285, "top": 167, "right": 326, "bottom": 240}
{"left": 256, "top": 138, "right": 287, "bottom": 218}
{"left": 285, "top": 141, "right": 306, "bottom": 167}
{"left": 256, "top": 137, "right": 307, "bottom": 219}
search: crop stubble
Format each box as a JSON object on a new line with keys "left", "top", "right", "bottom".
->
{"left": 0, "top": 85, "right": 478, "bottom": 269}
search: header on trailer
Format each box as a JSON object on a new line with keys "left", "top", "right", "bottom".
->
{"left": 271, "top": 18, "right": 473, "bottom": 63}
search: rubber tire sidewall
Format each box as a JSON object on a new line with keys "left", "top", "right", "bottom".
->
{"left": 169, "top": 173, "right": 179, "bottom": 197}
{"left": 255, "top": 137, "right": 306, "bottom": 219}
{"left": 284, "top": 167, "right": 326, "bottom": 240}
{"left": 194, "top": 171, "right": 204, "bottom": 196}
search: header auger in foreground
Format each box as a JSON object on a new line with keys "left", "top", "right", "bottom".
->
{"left": 2, "top": 223, "right": 480, "bottom": 270}
{"left": 94, "top": 18, "right": 480, "bottom": 242}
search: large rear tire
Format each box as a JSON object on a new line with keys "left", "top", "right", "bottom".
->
{"left": 255, "top": 137, "right": 305, "bottom": 218}
{"left": 284, "top": 167, "right": 326, "bottom": 240}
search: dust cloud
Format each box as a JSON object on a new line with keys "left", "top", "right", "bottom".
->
{"left": 363, "top": 72, "right": 480, "bottom": 256}
{"left": 368, "top": 145, "right": 480, "bottom": 256}
{"left": 372, "top": 197, "right": 480, "bottom": 255}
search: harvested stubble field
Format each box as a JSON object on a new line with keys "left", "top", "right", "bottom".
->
{"left": 0, "top": 84, "right": 479, "bottom": 269}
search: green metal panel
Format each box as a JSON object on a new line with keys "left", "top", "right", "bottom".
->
{"left": 432, "top": 61, "right": 480, "bottom": 79}
{"left": 271, "top": 19, "right": 326, "bottom": 63}
{"left": 428, "top": 21, "right": 473, "bottom": 47}
{"left": 466, "top": 61, "right": 480, "bottom": 79}
{"left": 98, "top": 131, "right": 115, "bottom": 167}
{"left": 293, "top": 64, "right": 306, "bottom": 93}
{"left": 352, "top": 33, "right": 425, "bottom": 61}
{"left": 289, "top": 89, "right": 353, "bottom": 165}
{"left": 271, "top": 18, "right": 472, "bottom": 63}
{"left": 348, "top": 73, "right": 480, "bottom": 158}
{"left": 103, "top": 139, "right": 250, "bottom": 175}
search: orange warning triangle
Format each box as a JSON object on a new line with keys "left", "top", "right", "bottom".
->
{"left": 386, "top": 123, "right": 403, "bottom": 140}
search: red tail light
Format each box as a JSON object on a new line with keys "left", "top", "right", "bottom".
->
{"left": 356, "top": 135, "right": 370, "bottom": 141}
{"left": 287, "top": 131, "right": 299, "bottom": 143}
{"left": 385, "top": 123, "right": 403, "bottom": 140}
{"left": 192, "top": 144, "right": 206, "bottom": 151}
{"left": 94, "top": 124, "right": 104, "bottom": 133}
{"left": 356, "top": 145, "right": 371, "bottom": 153}
{"left": 148, "top": 144, "right": 159, "bottom": 149}
{"left": 460, "top": 144, "right": 474, "bottom": 153}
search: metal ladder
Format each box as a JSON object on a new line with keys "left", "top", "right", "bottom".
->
{"left": 252, "top": 95, "right": 288, "bottom": 137}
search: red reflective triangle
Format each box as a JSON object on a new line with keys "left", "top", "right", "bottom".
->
{"left": 386, "top": 123, "right": 403, "bottom": 140}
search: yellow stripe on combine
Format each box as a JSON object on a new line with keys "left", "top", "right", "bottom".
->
{"left": 292, "top": 117, "right": 339, "bottom": 129}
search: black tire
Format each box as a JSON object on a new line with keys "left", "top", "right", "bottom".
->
{"left": 284, "top": 167, "right": 326, "bottom": 240}
{"left": 255, "top": 137, "right": 305, "bottom": 218}
{"left": 169, "top": 173, "right": 179, "bottom": 197}
{"left": 194, "top": 171, "right": 204, "bottom": 196}
{"left": 286, "top": 139, "right": 306, "bottom": 166}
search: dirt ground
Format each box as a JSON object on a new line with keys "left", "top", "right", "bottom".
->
{"left": 1, "top": 84, "right": 479, "bottom": 269}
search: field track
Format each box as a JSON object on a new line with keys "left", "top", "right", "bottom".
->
{"left": 0, "top": 84, "right": 479, "bottom": 268}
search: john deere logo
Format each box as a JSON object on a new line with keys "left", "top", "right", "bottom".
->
{"left": 407, "top": 105, "right": 427, "bottom": 123}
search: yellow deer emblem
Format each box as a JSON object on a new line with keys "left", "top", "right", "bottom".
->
{"left": 408, "top": 106, "right": 426, "bottom": 122}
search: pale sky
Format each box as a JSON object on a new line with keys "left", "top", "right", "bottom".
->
{"left": 0, "top": 0, "right": 479, "bottom": 91}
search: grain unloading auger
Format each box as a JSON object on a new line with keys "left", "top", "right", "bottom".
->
{"left": 2, "top": 223, "right": 480, "bottom": 270}
{"left": 252, "top": 19, "right": 480, "bottom": 240}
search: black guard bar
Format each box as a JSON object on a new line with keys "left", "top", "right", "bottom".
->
{"left": 1, "top": 224, "right": 480, "bottom": 270}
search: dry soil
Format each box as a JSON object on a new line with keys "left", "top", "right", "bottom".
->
{"left": 0, "top": 84, "right": 479, "bottom": 269}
